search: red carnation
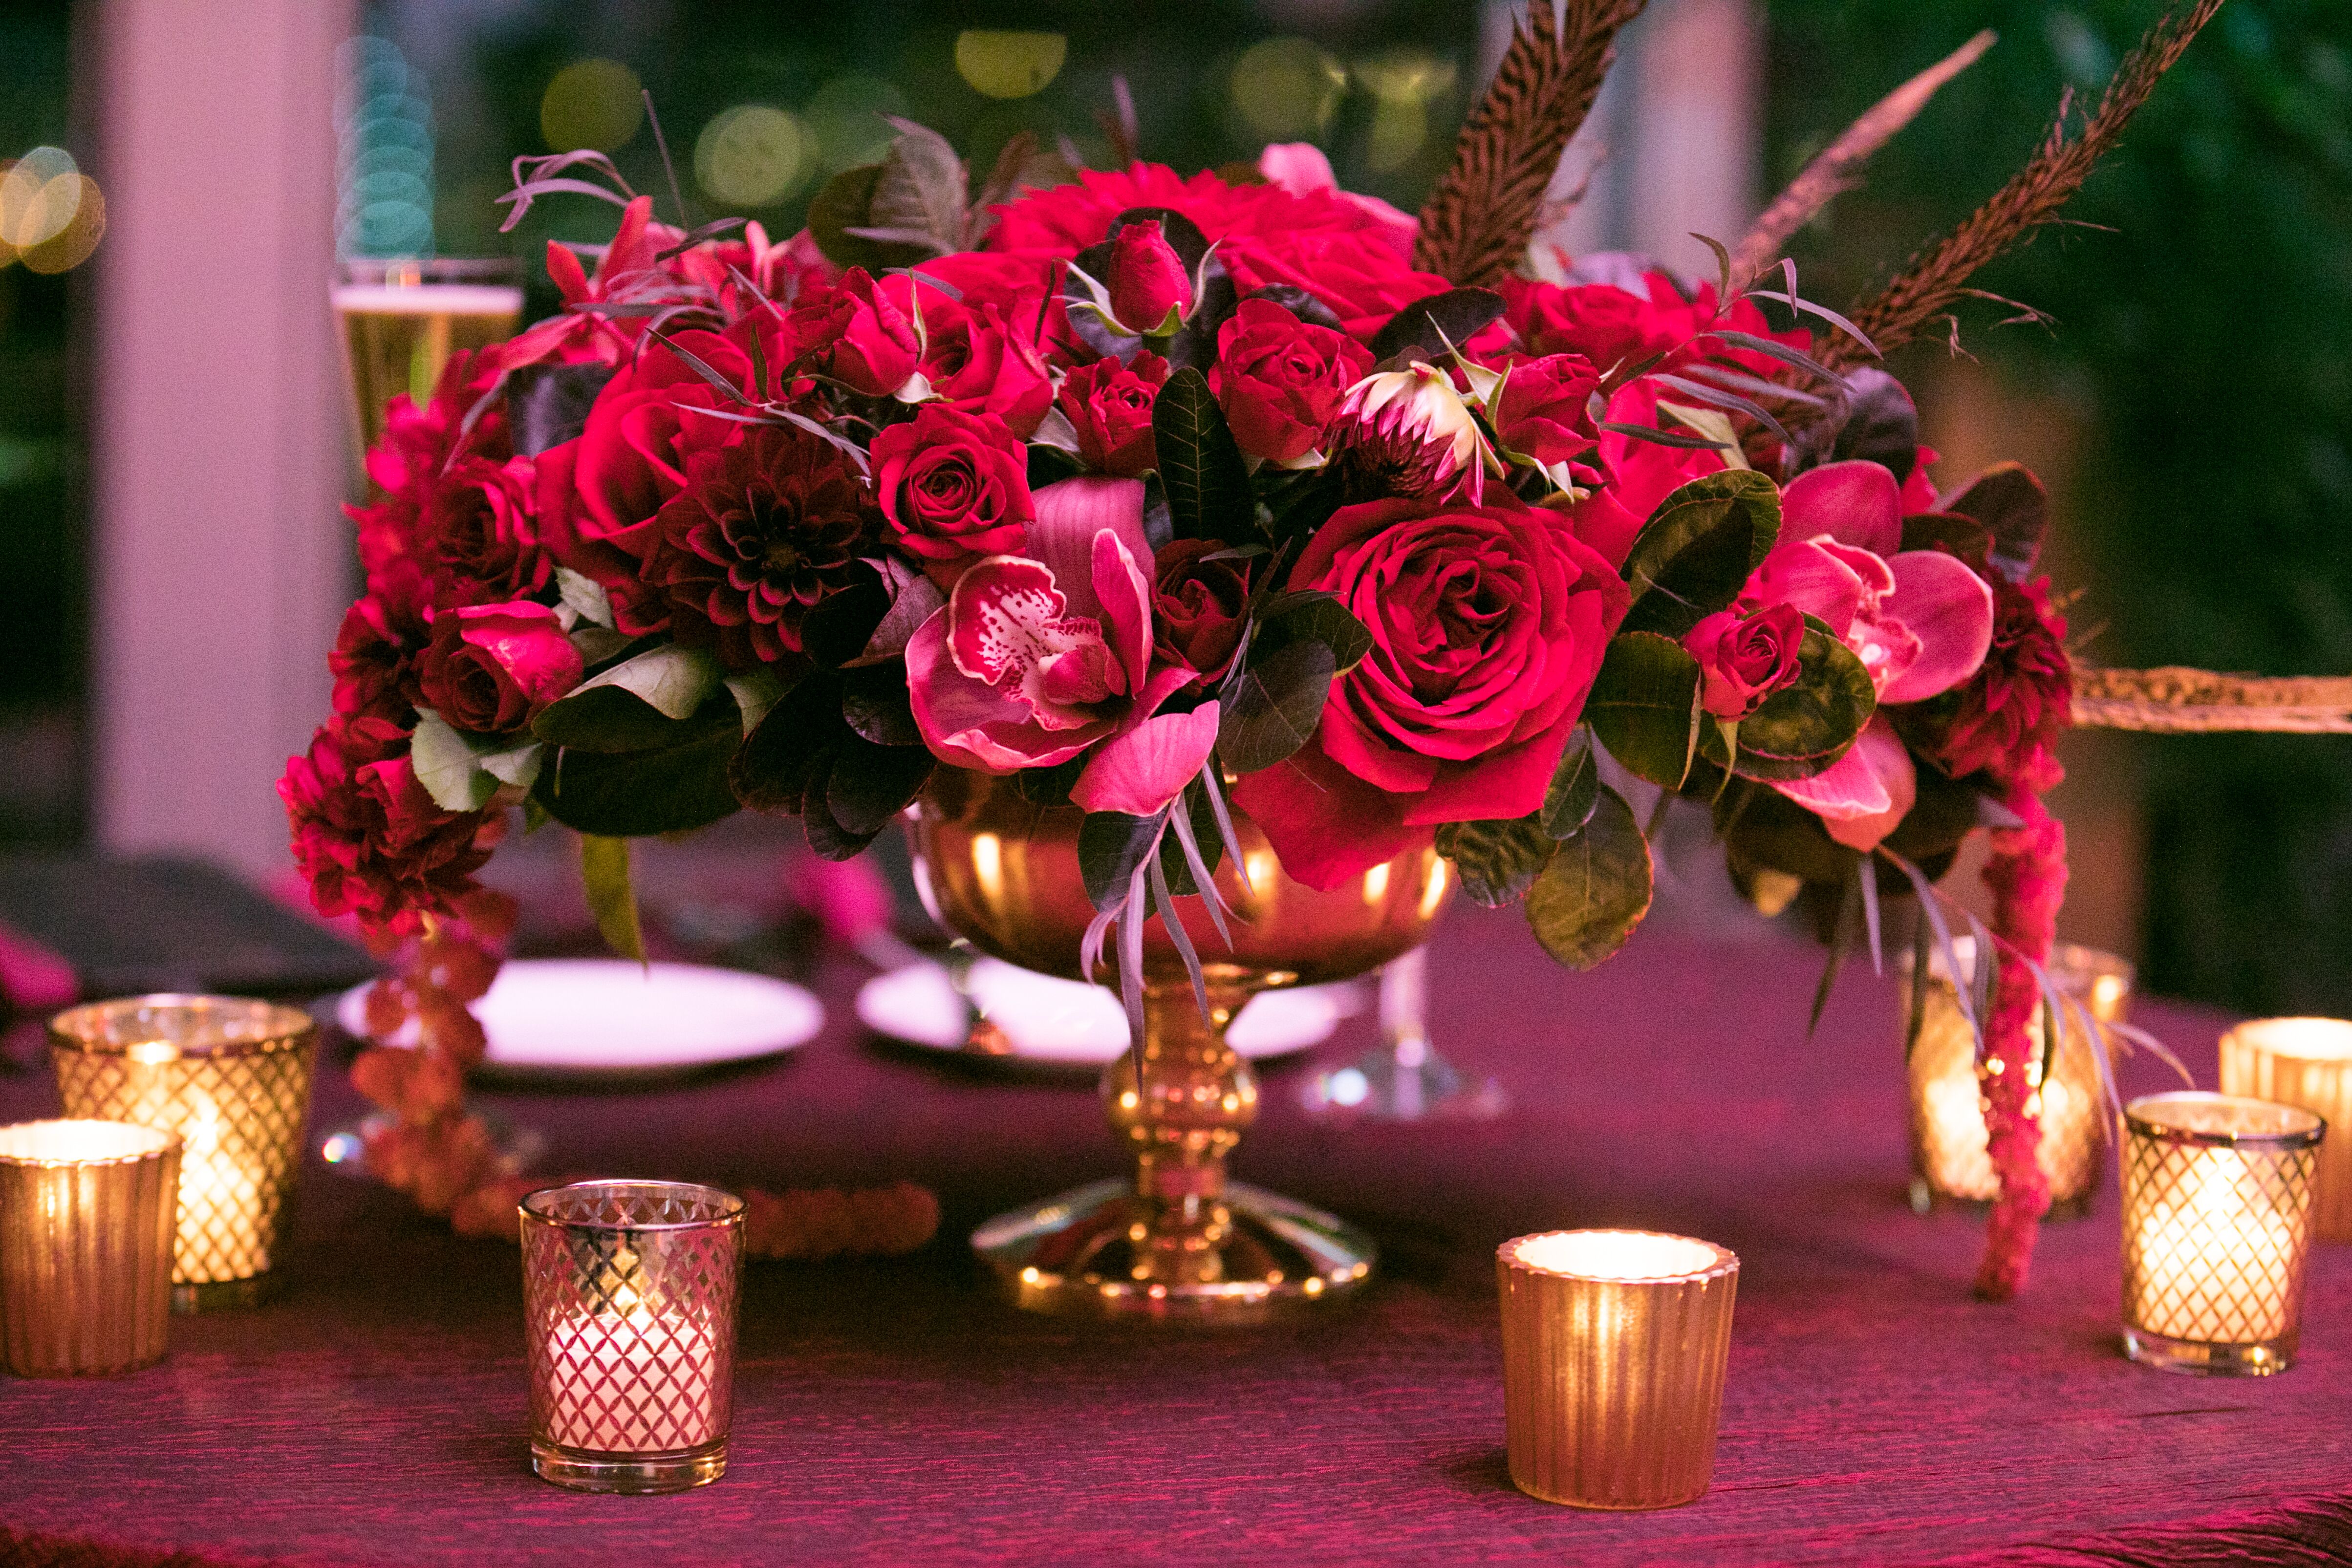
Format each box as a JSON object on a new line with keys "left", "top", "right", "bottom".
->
{"left": 1210, "top": 299, "right": 1371, "bottom": 464}
{"left": 869, "top": 404, "right": 1033, "bottom": 568}
{"left": 646, "top": 422, "right": 877, "bottom": 671}
{"left": 416, "top": 602, "right": 583, "bottom": 734}
{"left": 1922, "top": 573, "right": 2071, "bottom": 792}
{"left": 416, "top": 455, "right": 546, "bottom": 606}
{"left": 331, "top": 589, "right": 429, "bottom": 722}
{"left": 1057, "top": 353, "right": 1166, "bottom": 477}
{"left": 279, "top": 716, "right": 497, "bottom": 934}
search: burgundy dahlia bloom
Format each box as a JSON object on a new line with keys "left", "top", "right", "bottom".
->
{"left": 646, "top": 424, "right": 877, "bottom": 671}
{"left": 1926, "top": 573, "right": 2072, "bottom": 792}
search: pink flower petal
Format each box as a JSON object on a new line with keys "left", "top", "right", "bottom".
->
{"left": 1769, "top": 715, "right": 1917, "bottom": 852}
{"left": 1746, "top": 537, "right": 1868, "bottom": 640}
{"left": 1090, "top": 526, "right": 1155, "bottom": 694}
{"left": 1070, "top": 702, "right": 1223, "bottom": 817}
{"left": 945, "top": 555, "right": 1120, "bottom": 721}
{"left": 1783, "top": 460, "right": 1902, "bottom": 556}
{"left": 1877, "top": 551, "right": 1996, "bottom": 704}
{"left": 1026, "top": 477, "right": 1150, "bottom": 625}
{"left": 908, "top": 610, "right": 1104, "bottom": 773}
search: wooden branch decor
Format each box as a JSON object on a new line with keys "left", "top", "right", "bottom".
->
{"left": 1413, "top": 0, "right": 1648, "bottom": 288}
{"left": 1727, "top": 29, "right": 1996, "bottom": 297}
{"left": 2072, "top": 667, "right": 2352, "bottom": 734}
{"left": 1824, "top": 0, "right": 2227, "bottom": 370}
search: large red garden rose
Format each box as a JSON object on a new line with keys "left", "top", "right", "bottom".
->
{"left": 279, "top": 716, "right": 497, "bottom": 933}
{"left": 1231, "top": 497, "right": 1631, "bottom": 889}
{"left": 1210, "top": 299, "right": 1370, "bottom": 464}
{"left": 416, "top": 601, "right": 583, "bottom": 733}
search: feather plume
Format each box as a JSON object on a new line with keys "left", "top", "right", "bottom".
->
{"left": 1414, "top": 0, "right": 1648, "bottom": 288}
{"left": 1825, "top": 0, "right": 2225, "bottom": 369}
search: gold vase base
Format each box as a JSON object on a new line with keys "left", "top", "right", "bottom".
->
{"left": 1906, "top": 1179, "right": 2095, "bottom": 1222}
{"left": 2122, "top": 1325, "right": 2295, "bottom": 1377}
{"left": 531, "top": 1439, "right": 727, "bottom": 1493}
{"left": 173, "top": 1273, "right": 280, "bottom": 1314}
{"left": 973, "top": 1178, "right": 1376, "bottom": 1324}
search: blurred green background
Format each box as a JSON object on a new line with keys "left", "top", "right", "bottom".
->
{"left": 3, "top": 0, "right": 2348, "bottom": 1014}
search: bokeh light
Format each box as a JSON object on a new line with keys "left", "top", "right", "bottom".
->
{"left": 19, "top": 176, "right": 103, "bottom": 274}
{"left": 953, "top": 32, "right": 1068, "bottom": 100}
{"left": 1229, "top": 38, "right": 1345, "bottom": 140}
{"left": 694, "top": 105, "right": 807, "bottom": 208}
{"left": 0, "top": 148, "right": 103, "bottom": 274}
{"left": 336, "top": 37, "right": 434, "bottom": 258}
{"left": 803, "top": 75, "right": 910, "bottom": 172}
{"left": 540, "top": 58, "right": 645, "bottom": 153}
{"left": 1354, "top": 50, "right": 1455, "bottom": 172}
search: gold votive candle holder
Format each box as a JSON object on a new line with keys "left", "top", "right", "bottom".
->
{"left": 0, "top": 1119, "right": 180, "bottom": 1376}
{"left": 1902, "top": 938, "right": 2134, "bottom": 1216}
{"left": 521, "top": 1180, "right": 747, "bottom": 1494}
{"left": 49, "top": 995, "right": 319, "bottom": 1312}
{"left": 1497, "top": 1229, "right": 1739, "bottom": 1510}
{"left": 2121, "top": 1091, "right": 2323, "bottom": 1376}
{"left": 2220, "top": 1018, "right": 2352, "bottom": 1243}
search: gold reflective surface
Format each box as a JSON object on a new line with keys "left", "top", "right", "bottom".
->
{"left": 2219, "top": 1017, "right": 2352, "bottom": 1242}
{"left": 912, "top": 768, "right": 1451, "bottom": 1321}
{"left": 0, "top": 1119, "right": 179, "bottom": 1376}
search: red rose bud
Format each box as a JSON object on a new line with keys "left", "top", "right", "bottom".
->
{"left": 1057, "top": 352, "right": 1168, "bottom": 477}
{"left": 1105, "top": 221, "right": 1193, "bottom": 336}
{"left": 416, "top": 601, "right": 583, "bottom": 734}
{"left": 1151, "top": 539, "right": 1252, "bottom": 683}
{"left": 1491, "top": 353, "right": 1601, "bottom": 473}
{"left": 1209, "top": 299, "right": 1373, "bottom": 464}
{"left": 1683, "top": 603, "right": 1804, "bottom": 720}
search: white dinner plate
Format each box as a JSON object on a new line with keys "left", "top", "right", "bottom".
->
{"left": 856, "top": 956, "right": 1346, "bottom": 1069}
{"left": 336, "top": 958, "right": 824, "bottom": 1084}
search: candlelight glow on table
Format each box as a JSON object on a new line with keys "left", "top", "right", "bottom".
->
{"left": 0, "top": 1118, "right": 179, "bottom": 1376}
{"left": 1497, "top": 1229, "right": 1739, "bottom": 1510}
{"left": 2220, "top": 1018, "right": 2352, "bottom": 1243}
{"left": 48, "top": 995, "right": 319, "bottom": 1311}
{"left": 2121, "top": 1092, "right": 2322, "bottom": 1376}
{"left": 520, "top": 1181, "right": 746, "bottom": 1494}
{"left": 1903, "top": 940, "right": 2134, "bottom": 1215}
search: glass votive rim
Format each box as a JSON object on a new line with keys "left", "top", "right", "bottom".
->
{"left": 0, "top": 1118, "right": 178, "bottom": 1167}
{"left": 2125, "top": 1091, "right": 2324, "bottom": 1149}
{"left": 1505, "top": 1229, "right": 1738, "bottom": 1285}
{"left": 2221, "top": 1017, "right": 2352, "bottom": 1063}
{"left": 49, "top": 994, "right": 319, "bottom": 1061}
{"left": 521, "top": 1180, "right": 747, "bottom": 1233}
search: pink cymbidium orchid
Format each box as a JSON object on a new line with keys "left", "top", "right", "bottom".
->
{"left": 1746, "top": 461, "right": 1995, "bottom": 851}
{"left": 906, "top": 476, "right": 1217, "bottom": 819}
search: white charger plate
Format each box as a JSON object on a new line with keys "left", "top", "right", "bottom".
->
{"left": 336, "top": 958, "right": 824, "bottom": 1085}
{"left": 856, "top": 956, "right": 1344, "bottom": 1069}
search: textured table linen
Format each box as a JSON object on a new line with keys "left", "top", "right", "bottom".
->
{"left": 3, "top": 903, "right": 2350, "bottom": 1567}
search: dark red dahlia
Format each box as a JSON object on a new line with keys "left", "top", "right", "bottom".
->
{"left": 646, "top": 423, "right": 877, "bottom": 671}
{"left": 1920, "top": 574, "right": 2071, "bottom": 792}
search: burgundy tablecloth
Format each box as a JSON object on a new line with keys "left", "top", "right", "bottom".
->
{"left": 4, "top": 903, "right": 2350, "bottom": 1567}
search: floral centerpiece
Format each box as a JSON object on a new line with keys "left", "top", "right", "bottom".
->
{"left": 286, "top": 0, "right": 2222, "bottom": 1294}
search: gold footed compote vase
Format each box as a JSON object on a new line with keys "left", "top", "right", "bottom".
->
{"left": 908, "top": 768, "right": 1451, "bottom": 1322}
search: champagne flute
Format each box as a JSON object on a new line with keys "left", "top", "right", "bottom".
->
{"left": 334, "top": 257, "right": 523, "bottom": 459}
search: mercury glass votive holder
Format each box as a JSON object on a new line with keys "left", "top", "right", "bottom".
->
{"left": 1902, "top": 939, "right": 2134, "bottom": 1217}
{"left": 1497, "top": 1229, "right": 1739, "bottom": 1510}
{"left": 2121, "top": 1092, "right": 2323, "bottom": 1376}
{"left": 521, "top": 1180, "right": 747, "bottom": 1494}
{"left": 2219, "top": 1018, "right": 2352, "bottom": 1243}
{"left": 49, "top": 995, "right": 319, "bottom": 1312}
{"left": 0, "top": 1119, "right": 180, "bottom": 1376}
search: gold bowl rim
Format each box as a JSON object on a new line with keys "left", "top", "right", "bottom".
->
{"left": 48, "top": 994, "right": 320, "bottom": 1059}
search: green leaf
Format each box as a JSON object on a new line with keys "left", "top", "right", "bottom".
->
{"left": 1524, "top": 783, "right": 1654, "bottom": 970}
{"left": 532, "top": 643, "right": 724, "bottom": 752}
{"left": 555, "top": 566, "right": 616, "bottom": 630}
{"left": 1540, "top": 726, "right": 1600, "bottom": 838}
{"left": 1216, "top": 638, "right": 1336, "bottom": 775}
{"left": 1079, "top": 810, "right": 1162, "bottom": 910}
{"left": 1253, "top": 590, "right": 1373, "bottom": 673}
{"left": 1367, "top": 287, "right": 1507, "bottom": 362}
{"left": 534, "top": 707, "right": 742, "bottom": 837}
{"left": 407, "top": 709, "right": 536, "bottom": 812}
{"left": 806, "top": 163, "right": 888, "bottom": 271}
{"left": 1698, "top": 620, "right": 1876, "bottom": 781}
{"left": 1583, "top": 633, "right": 1703, "bottom": 791}
{"left": 865, "top": 117, "right": 970, "bottom": 259}
{"left": 588, "top": 643, "right": 721, "bottom": 721}
{"left": 579, "top": 834, "right": 645, "bottom": 964}
{"left": 1618, "top": 469, "right": 1782, "bottom": 639}
{"left": 1152, "top": 366, "right": 1255, "bottom": 543}
{"left": 1435, "top": 813, "right": 1556, "bottom": 907}
{"left": 725, "top": 669, "right": 787, "bottom": 736}
{"left": 823, "top": 733, "right": 935, "bottom": 837}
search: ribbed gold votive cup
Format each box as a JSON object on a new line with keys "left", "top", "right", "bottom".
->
{"left": 0, "top": 1119, "right": 180, "bottom": 1376}
{"left": 1902, "top": 939, "right": 2134, "bottom": 1216}
{"left": 49, "top": 995, "right": 319, "bottom": 1311}
{"left": 1497, "top": 1229, "right": 1739, "bottom": 1509}
{"left": 2220, "top": 1019, "right": 2352, "bottom": 1243}
{"left": 2121, "top": 1092, "right": 2323, "bottom": 1376}
{"left": 521, "top": 1180, "right": 747, "bottom": 1494}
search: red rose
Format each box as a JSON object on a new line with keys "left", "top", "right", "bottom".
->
{"left": 1490, "top": 353, "right": 1601, "bottom": 471}
{"left": 869, "top": 405, "right": 1033, "bottom": 566}
{"left": 1500, "top": 274, "right": 1810, "bottom": 384}
{"left": 1151, "top": 539, "right": 1251, "bottom": 683}
{"left": 279, "top": 715, "right": 497, "bottom": 934}
{"left": 417, "top": 454, "right": 545, "bottom": 606}
{"left": 1210, "top": 299, "right": 1372, "bottom": 464}
{"left": 647, "top": 423, "right": 876, "bottom": 670}
{"left": 791, "top": 268, "right": 922, "bottom": 398}
{"left": 913, "top": 292, "right": 1055, "bottom": 437}
{"left": 1105, "top": 220, "right": 1192, "bottom": 334}
{"left": 1057, "top": 353, "right": 1166, "bottom": 477}
{"left": 1682, "top": 603, "right": 1803, "bottom": 720}
{"left": 1920, "top": 573, "right": 2071, "bottom": 791}
{"left": 1231, "top": 497, "right": 1631, "bottom": 889}
{"left": 416, "top": 602, "right": 583, "bottom": 734}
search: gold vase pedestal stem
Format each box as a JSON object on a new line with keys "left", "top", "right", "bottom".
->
{"left": 914, "top": 769, "right": 1449, "bottom": 1323}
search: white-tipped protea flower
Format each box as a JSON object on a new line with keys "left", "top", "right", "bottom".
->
{"left": 1328, "top": 362, "right": 1505, "bottom": 504}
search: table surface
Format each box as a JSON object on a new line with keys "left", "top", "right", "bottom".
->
{"left": 4, "top": 900, "right": 2350, "bottom": 1568}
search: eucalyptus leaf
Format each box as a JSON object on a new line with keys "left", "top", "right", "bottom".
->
{"left": 1435, "top": 813, "right": 1556, "bottom": 908}
{"left": 578, "top": 834, "right": 645, "bottom": 963}
{"left": 1524, "top": 783, "right": 1654, "bottom": 970}
{"left": 1584, "top": 633, "right": 1704, "bottom": 791}
{"left": 1152, "top": 366, "right": 1255, "bottom": 543}
{"left": 1937, "top": 461, "right": 2049, "bottom": 583}
{"left": 839, "top": 661, "right": 924, "bottom": 747}
{"left": 1216, "top": 638, "right": 1336, "bottom": 775}
{"left": 1618, "top": 469, "right": 1782, "bottom": 639}
{"left": 871, "top": 117, "right": 970, "bottom": 261}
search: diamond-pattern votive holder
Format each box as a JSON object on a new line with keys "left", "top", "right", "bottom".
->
{"left": 2121, "top": 1092, "right": 2323, "bottom": 1376}
{"left": 1903, "top": 938, "right": 2134, "bottom": 1217}
{"left": 0, "top": 1120, "right": 180, "bottom": 1376}
{"left": 49, "top": 996, "right": 318, "bottom": 1312}
{"left": 2219, "top": 1018, "right": 2352, "bottom": 1243}
{"left": 521, "top": 1180, "right": 747, "bottom": 1493}
{"left": 1498, "top": 1229, "right": 1739, "bottom": 1510}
